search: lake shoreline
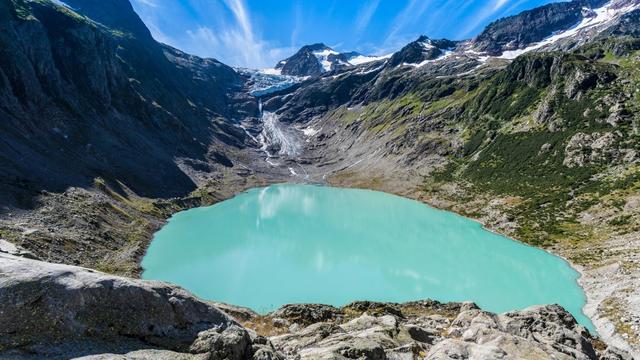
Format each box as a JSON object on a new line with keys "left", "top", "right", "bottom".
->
{"left": 2, "top": 176, "right": 628, "bottom": 354}
{"left": 141, "top": 182, "right": 595, "bottom": 332}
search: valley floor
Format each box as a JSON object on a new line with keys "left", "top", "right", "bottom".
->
{"left": 1, "top": 139, "right": 638, "bottom": 357}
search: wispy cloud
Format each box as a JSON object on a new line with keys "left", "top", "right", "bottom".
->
{"left": 291, "top": 2, "right": 303, "bottom": 47}
{"left": 493, "top": 0, "right": 509, "bottom": 11}
{"left": 182, "top": 0, "right": 298, "bottom": 68}
{"left": 219, "top": 0, "right": 264, "bottom": 66}
{"left": 455, "top": 0, "right": 512, "bottom": 38}
{"left": 131, "top": 0, "right": 295, "bottom": 68}
{"left": 355, "top": 0, "right": 381, "bottom": 35}
{"left": 133, "top": 0, "right": 157, "bottom": 8}
{"left": 383, "top": 0, "right": 433, "bottom": 50}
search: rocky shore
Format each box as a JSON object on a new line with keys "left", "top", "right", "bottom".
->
{"left": 0, "top": 253, "right": 632, "bottom": 360}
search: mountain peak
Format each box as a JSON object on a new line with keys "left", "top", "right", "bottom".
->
{"left": 301, "top": 43, "right": 331, "bottom": 52}
{"left": 275, "top": 43, "right": 371, "bottom": 77}
{"left": 59, "top": 0, "right": 154, "bottom": 41}
{"left": 387, "top": 35, "right": 457, "bottom": 67}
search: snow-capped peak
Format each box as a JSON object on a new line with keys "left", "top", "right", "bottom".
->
{"left": 274, "top": 43, "right": 391, "bottom": 77}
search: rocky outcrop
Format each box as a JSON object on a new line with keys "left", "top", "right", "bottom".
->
{"left": 603, "top": 8, "right": 640, "bottom": 38}
{"left": 0, "top": 239, "right": 37, "bottom": 259}
{"left": 275, "top": 43, "right": 336, "bottom": 77}
{"left": 564, "top": 132, "right": 637, "bottom": 167}
{"left": 0, "top": 253, "right": 232, "bottom": 350}
{"left": 250, "top": 300, "right": 630, "bottom": 360}
{"left": 274, "top": 43, "right": 370, "bottom": 77}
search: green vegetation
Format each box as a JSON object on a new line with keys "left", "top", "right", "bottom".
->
{"left": 418, "top": 49, "right": 639, "bottom": 248}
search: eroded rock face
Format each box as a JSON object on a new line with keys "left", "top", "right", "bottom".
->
{"left": 472, "top": 0, "right": 608, "bottom": 55}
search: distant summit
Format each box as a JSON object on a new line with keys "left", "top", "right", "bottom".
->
{"left": 275, "top": 43, "right": 388, "bottom": 77}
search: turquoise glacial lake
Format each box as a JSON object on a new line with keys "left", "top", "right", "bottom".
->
{"left": 142, "top": 184, "right": 593, "bottom": 330}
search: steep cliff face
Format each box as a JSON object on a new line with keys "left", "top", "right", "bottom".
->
{"left": 0, "top": 0, "right": 250, "bottom": 208}
{"left": 472, "top": 0, "right": 610, "bottom": 54}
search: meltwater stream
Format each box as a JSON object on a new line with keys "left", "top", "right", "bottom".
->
{"left": 142, "top": 184, "right": 594, "bottom": 331}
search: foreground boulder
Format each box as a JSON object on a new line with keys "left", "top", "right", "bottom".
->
{"left": 0, "top": 254, "right": 282, "bottom": 359}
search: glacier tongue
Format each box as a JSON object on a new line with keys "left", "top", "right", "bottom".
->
{"left": 236, "top": 68, "right": 305, "bottom": 97}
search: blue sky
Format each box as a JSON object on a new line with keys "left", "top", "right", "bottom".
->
{"left": 131, "top": 0, "right": 557, "bottom": 69}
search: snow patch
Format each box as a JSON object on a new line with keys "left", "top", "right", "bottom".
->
{"left": 348, "top": 54, "right": 392, "bottom": 65}
{"left": 403, "top": 50, "right": 454, "bottom": 68}
{"left": 500, "top": 0, "right": 640, "bottom": 59}
{"left": 313, "top": 49, "right": 340, "bottom": 72}
{"left": 464, "top": 50, "right": 491, "bottom": 63}
{"left": 420, "top": 41, "right": 436, "bottom": 50}
{"left": 301, "top": 127, "right": 319, "bottom": 137}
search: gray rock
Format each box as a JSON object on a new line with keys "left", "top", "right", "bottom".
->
{"left": 563, "top": 132, "right": 629, "bottom": 168}
{"left": 74, "top": 349, "right": 207, "bottom": 360}
{"left": 259, "top": 302, "right": 628, "bottom": 360}
{"left": 0, "top": 239, "right": 38, "bottom": 259}
{"left": 189, "top": 325, "right": 252, "bottom": 359}
{"left": 0, "top": 253, "right": 235, "bottom": 352}
{"left": 270, "top": 304, "right": 342, "bottom": 326}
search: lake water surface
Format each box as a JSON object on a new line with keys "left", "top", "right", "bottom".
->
{"left": 142, "top": 184, "right": 593, "bottom": 330}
